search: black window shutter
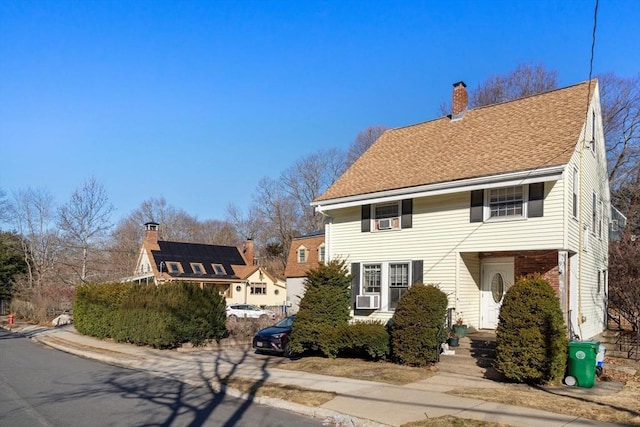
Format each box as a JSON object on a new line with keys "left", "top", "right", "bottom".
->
{"left": 401, "top": 199, "right": 413, "bottom": 229}
{"left": 361, "top": 205, "right": 371, "bottom": 232}
{"left": 528, "top": 183, "right": 544, "bottom": 218}
{"left": 470, "top": 190, "right": 484, "bottom": 222}
{"left": 351, "top": 263, "right": 360, "bottom": 308}
{"left": 411, "top": 260, "right": 423, "bottom": 284}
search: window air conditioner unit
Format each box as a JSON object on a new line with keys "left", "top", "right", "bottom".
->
{"left": 356, "top": 294, "right": 380, "bottom": 309}
{"left": 377, "top": 218, "right": 392, "bottom": 230}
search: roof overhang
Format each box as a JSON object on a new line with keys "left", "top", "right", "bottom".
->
{"left": 312, "top": 165, "right": 565, "bottom": 212}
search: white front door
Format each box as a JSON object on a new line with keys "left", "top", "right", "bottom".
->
{"left": 481, "top": 260, "right": 514, "bottom": 329}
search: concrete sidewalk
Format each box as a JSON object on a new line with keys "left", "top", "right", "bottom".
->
{"left": 1, "top": 321, "right": 623, "bottom": 427}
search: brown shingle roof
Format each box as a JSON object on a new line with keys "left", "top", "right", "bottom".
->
{"left": 316, "top": 81, "right": 593, "bottom": 202}
{"left": 284, "top": 234, "right": 325, "bottom": 278}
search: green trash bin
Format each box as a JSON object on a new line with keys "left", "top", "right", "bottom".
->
{"left": 565, "top": 341, "right": 599, "bottom": 388}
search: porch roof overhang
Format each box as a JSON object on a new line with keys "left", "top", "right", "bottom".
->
{"left": 312, "top": 165, "right": 564, "bottom": 213}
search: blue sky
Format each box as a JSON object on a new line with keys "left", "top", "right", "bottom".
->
{"left": 1, "top": 0, "right": 639, "bottom": 224}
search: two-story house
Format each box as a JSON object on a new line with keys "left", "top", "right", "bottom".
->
{"left": 312, "top": 80, "right": 611, "bottom": 340}
{"left": 128, "top": 222, "right": 287, "bottom": 307}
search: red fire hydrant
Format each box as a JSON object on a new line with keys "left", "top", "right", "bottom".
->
{"left": 8, "top": 314, "right": 14, "bottom": 325}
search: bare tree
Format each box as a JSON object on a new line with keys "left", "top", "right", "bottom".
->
{"left": 609, "top": 230, "right": 640, "bottom": 331}
{"left": 469, "top": 63, "right": 558, "bottom": 108}
{"left": 0, "top": 188, "right": 10, "bottom": 226}
{"left": 9, "top": 187, "right": 60, "bottom": 290}
{"left": 199, "top": 219, "right": 240, "bottom": 246}
{"left": 599, "top": 73, "right": 640, "bottom": 191}
{"left": 346, "top": 125, "right": 390, "bottom": 166}
{"left": 252, "top": 176, "right": 299, "bottom": 273}
{"left": 225, "top": 203, "right": 265, "bottom": 242}
{"left": 280, "top": 148, "right": 348, "bottom": 233}
{"left": 58, "top": 177, "right": 115, "bottom": 282}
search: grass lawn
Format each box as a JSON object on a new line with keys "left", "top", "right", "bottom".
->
{"left": 244, "top": 355, "right": 640, "bottom": 426}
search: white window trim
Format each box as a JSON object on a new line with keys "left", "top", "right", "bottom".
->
{"left": 484, "top": 185, "right": 529, "bottom": 222}
{"left": 371, "top": 201, "right": 401, "bottom": 232}
{"left": 318, "top": 244, "right": 326, "bottom": 263}
{"left": 572, "top": 168, "right": 579, "bottom": 218}
{"left": 359, "top": 260, "right": 412, "bottom": 311}
{"left": 249, "top": 282, "right": 267, "bottom": 295}
{"left": 592, "top": 191, "right": 597, "bottom": 236}
{"left": 297, "top": 246, "right": 307, "bottom": 263}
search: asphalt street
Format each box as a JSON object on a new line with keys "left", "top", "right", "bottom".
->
{"left": 0, "top": 330, "right": 322, "bottom": 427}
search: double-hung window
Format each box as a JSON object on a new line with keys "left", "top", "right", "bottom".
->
{"left": 363, "top": 264, "right": 382, "bottom": 294}
{"left": 297, "top": 246, "right": 307, "bottom": 263}
{"left": 318, "top": 245, "right": 326, "bottom": 263}
{"left": 374, "top": 203, "right": 400, "bottom": 230}
{"left": 389, "top": 263, "right": 409, "bottom": 310}
{"left": 488, "top": 186, "right": 524, "bottom": 219}
{"left": 592, "top": 192, "right": 597, "bottom": 234}
{"left": 573, "top": 168, "right": 579, "bottom": 218}
{"left": 357, "top": 262, "right": 413, "bottom": 311}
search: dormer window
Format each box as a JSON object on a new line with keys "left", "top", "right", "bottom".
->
{"left": 166, "top": 262, "right": 182, "bottom": 273}
{"left": 297, "top": 246, "right": 307, "bottom": 263}
{"left": 212, "top": 264, "right": 226, "bottom": 275}
{"left": 190, "top": 263, "right": 205, "bottom": 274}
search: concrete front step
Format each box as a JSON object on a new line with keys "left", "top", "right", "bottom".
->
{"left": 437, "top": 331, "right": 500, "bottom": 379}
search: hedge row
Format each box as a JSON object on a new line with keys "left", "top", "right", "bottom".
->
{"left": 316, "top": 321, "right": 390, "bottom": 360}
{"left": 74, "top": 282, "right": 227, "bottom": 349}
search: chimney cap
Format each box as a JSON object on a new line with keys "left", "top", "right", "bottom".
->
{"left": 453, "top": 81, "right": 467, "bottom": 88}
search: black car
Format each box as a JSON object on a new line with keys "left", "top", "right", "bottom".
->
{"left": 252, "top": 315, "right": 295, "bottom": 356}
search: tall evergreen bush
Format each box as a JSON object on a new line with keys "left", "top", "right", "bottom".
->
{"left": 495, "top": 274, "right": 568, "bottom": 384}
{"left": 289, "top": 260, "right": 351, "bottom": 355}
{"left": 75, "top": 282, "right": 227, "bottom": 348}
{"left": 74, "top": 282, "right": 132, "bottom": 338}
{"left": 390, "top": 283, "right": 448, "bottom": 366}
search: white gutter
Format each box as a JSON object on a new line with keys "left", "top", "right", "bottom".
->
{"left": 313, "top": 165, "right": 565, "bottom": 211}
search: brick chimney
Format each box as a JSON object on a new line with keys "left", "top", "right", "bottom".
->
{"left": 242, "top": 239, "right": 255, "bottom": 266}
{"left": 144, "top": 222, "right": 160, "bottom": 250}
{"left": 452, "top": 81, "right": 468, "bottom": 118}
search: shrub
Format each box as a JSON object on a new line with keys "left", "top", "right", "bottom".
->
{"left": 74, "top": 282, "right": 132, "bottom": 338}
{"left": 494, "top": 274, "right": 568, "bottom": 384}
{"left": 111, "top": 282, "right": 227, "bottom": 349}
{"left": 75, "top": 282, "right": 227, "bottom": 348}
{"left": 390, "top": 283, "right": 448, "bottom": 366}
{"left": 342, "top": 321, "right": 390, "bottom": 360}
{"left": 314, "top": 321, "right": 390, "bottom": 360}
{"left": 289, "top": 260, "right": 351, "bottom": 355}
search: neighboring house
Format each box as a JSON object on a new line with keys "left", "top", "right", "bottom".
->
{"left": 127, "top": 222, "right": 287, "bottom": 307}
{"left": 312, "top": 80, "right": 611, "bottom": 340}
{"left": 284, "top": 232, "right": 325, "bottom": 312}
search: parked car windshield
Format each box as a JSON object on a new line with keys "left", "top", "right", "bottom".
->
{"left": 274, "top": 316, "right": 295, "bottom": 328}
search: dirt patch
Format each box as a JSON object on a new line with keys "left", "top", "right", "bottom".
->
{"left": 280, "top": 356, "right": 437, "bottom": 385}
{"left": 402, "top": 416, "right": 510, "bottom": 427}
{"left": 447, "top": 376, "right": 640, "bottom": 426}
